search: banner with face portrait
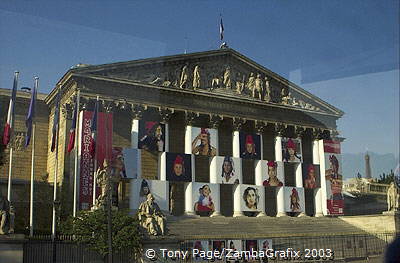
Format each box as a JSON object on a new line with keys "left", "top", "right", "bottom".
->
{"left": 302, "top": 163, "right": 320, "bottom": 189}
{"left": 261, "top": 160, "right": 284, "bottom": 187}
{"left": 284, "top": 187, "right": 305, "bottom": 213}
{"left": 165, "top": 152, "right": 192, "bottom": 182}
{"left": 281, "top": 137, "right": 302, "bottom": 163}
{"left": 258, "top": 239, "right": 273, "bottom": 253}
{"left": 129, "top": 179, "right": 169, "bottom": 211}
{"left": 138, "top": 120, "right": 165, "bottom": 152}
{"left": 239, "top": 132, "right": 261, "bottom": 160}
{"left": 191, "top": 127, "right": 218, "bottom": 156}
{"left": 111, "top": 148, "right": 141, "bottom": 179}
{"left": 193, "top": 240, "right": 210, "bottom": 262}
{"left": 324, "top": 140, "right": 344, "bottom": 215}
{"left": 240, "top": 184, "right": 262, "bottom": 212}
{"left": 212, "top": 156, "right": 241, "bottom": 184}
{"left": 192, "top": 183, "right": 219, "bottom": 215}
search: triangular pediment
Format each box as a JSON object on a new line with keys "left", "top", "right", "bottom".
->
{"left": 68, "top": 48, "right": 343, "bottom": 117}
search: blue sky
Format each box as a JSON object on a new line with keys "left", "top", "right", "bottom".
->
{"left": 0, "top": 0, "right": 399, "bottom": 156}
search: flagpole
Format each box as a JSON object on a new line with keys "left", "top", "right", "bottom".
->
{"left": 73, "top": 90, "right": 80, "bottom": 217}
{"left": 7, "top": 71, "right": 19, "bottom": 202}
{"left": 52, "top": 89, "right": 60, "bottom": 241}
{"left": 29, "top": 77, "right": 38, "bottom": 237}
{"left": 92, "top": 96, "right": 99, "bottom": 207}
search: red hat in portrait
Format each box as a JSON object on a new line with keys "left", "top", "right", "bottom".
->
{"left": 200, "top": 128, "right": 209, "bottom": 135}
{"left": 145, "top": 121, "right": 157, "bottom": 132}
{"left": 245, "top": 135, "right": 254, "bottom": 144}
{"left": 267, "top": 161, "right": 277, "bottom": 168}
{"left": 308, "top": 164, "right": 315, "bottom": 173}
{"left": 287, "top": 138, "right": 296, "bottom": 150}
{"left": 173, "top": 155, "right": 184, "bottom": 165}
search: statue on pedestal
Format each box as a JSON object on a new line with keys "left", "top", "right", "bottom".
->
{"left": 0, "top": 193, "right": 14, "bottom": 235}
{"left": 94, "top": 160, "right": 121, "bottom": 210}
{"left": 138, "top": 194, "right": 166, "bottom": 236}
{"left": 387, "top": 182, "right": 399, "bottom": 212}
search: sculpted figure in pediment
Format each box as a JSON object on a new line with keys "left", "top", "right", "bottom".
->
{"left": 253, "top": 74, "right": 263, "bottom": 100}
{"left": 281, "top": 87, "right": 290, "bottom": 105}
{"left": 264, "top": 77, "right": 271, "bottom": 102}
{"left": 223, "top": 66, "right": 232, "bottom": 89}
{"left": 179, "top": 64, "right": 189, "bottom": 89}
{"left": 193, "top": 65, "right": 201, "bottom": 90}
{"left": 246, "top": 73, "right": 255, "bottom": 94}
{"left": 236, "top": 72, "right": 245, "bottom": 94}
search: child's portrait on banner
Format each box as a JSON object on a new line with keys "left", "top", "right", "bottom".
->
{"left": 191, "top": 127, "right": 217, "bottom": 156}
{"left": 194, "top": 184, "right": 215, "bottom": 214}
{"left": 303, "top": 163, "right": 320, "bottom": 189}
{"left": 138, "top": 120, "right": 165, "bottom": 152}
{"left": 282, "top": 138, "right": 302, "bottom": 163}
{"left": 166, "top": 153, "right": 192, "bottom": 182}
{"left": 240, "top": 133, "right": 261, "bottom": 159}
{"left": 263, "top": 161, "right": 283, "bottom": 186}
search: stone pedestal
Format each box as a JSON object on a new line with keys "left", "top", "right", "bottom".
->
{"left": 0, "top": 234, "right": 25, "bottom": 263}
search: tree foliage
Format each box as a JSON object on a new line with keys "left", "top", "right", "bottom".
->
{"left": 60, "top": 209, "right": 143, "bottom": 259}
{"left": 377, "top": 170, "right": 395, "bottom": 184}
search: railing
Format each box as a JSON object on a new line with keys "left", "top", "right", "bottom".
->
{"left": 22, "top": 232, "right": 397, "bottom": 263}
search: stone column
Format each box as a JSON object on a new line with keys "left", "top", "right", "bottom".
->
{"left": 295, "top": 127, "right": 306, "bottom": 217}
{"left": 274, "top": 124, "right": 287, "bottom": 217}
{"left": 256, "top": 121, "right": 266, "bottom": 160}
{"left": 184, "top": 182, "right": 196, "bottom": 216}
{"left": 159, "top": 108, "right": 172, "bottom": 152}
{"left": 233, "top": 184, "right": 244, "bottom": 217}
{"left": 232, "top": 118, "right": 245, "bottom": 158}
{"left": 210, "top": 115, "right": 222, "bottom": 156}
{"left": 130, "top": 104, "right": 145, "bottom": 148}
{"left": 318, "top": 138, "right": 328, "bottom": 215}
{"left": 312, "top": 129, "right": 323, "bottom": 217}
{"left": 211, "top": 184, "right": 222, "bottom": 217}
{"left": 184, "top": 111, "right": 196, "bottom": 154}
{"left": 256, "top": 187, "right": 267, "bottom": 217}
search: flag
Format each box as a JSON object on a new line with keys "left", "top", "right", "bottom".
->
{"left": 67, "top": 97, "right": 78, "bottom": 153}
{"left": 50, "top": 90, "right": 61, "bottom": 152}
{"left": 25, "top": 78, "right": 38, "bottom": 147}
{"left": 89, "top": 97, "right": 99, "bottom": 157}
{"left": 220, "top": 17, "right": 224, "bottom": 41}
{"left": 3, "top": 72, "right": 19, "bottom": 146}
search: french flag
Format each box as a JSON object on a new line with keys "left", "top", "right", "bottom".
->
{"left": 50, "top": 90, "right": 61, "bottom": 152}
{"left": 67, "top": 98, "right": 78, "bottom": 153}
{"left": 25, "top": 77, "right": 38, "bottom": 147}
{"left": 220, "top": 17, "right": 224, "bottom": 41}
{"left": 89, "top": 97, "right": 99, "bottom": 157}
{"left": 2, "top": 72, "right": 19, "bottom": 146}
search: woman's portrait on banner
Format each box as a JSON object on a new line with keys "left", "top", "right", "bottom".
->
{"left": 242, "top": 186, "right": 260, "bottom": 211}
{"left": 240, "top": 133, "right": 261, "bottom": 159}
{"left": 111, "top": 147, "right": 127, "bottom": 178}
{"left": 220, "top": 156, "right": 239, "bottom": 184}
{"left": 303, "top": 163, "right": 320, "bottom": 189}
{"left": 284, "top": 187, "right": 304, "bottom": 213}
{"left": 263, "top": 161, "right": 283, "bottom": 187}
{"left": 166, "top": 153, "right": 192, "bottom": 182}
{"left": 138, "top": 120, "right": 165, "bottom": 152}
{"left": 191, "top": 127, "right": 217, "bottom": 156}
{"left": 325, "top": 154, "right": 343, "bottom": 200}
{"left": 282, "top": 138, "right": 302, "bottom": 163}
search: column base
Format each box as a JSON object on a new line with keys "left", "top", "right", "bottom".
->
{"left": 276, "top": 212, "right": 287, "bottom": 217}
{"left": 210, "top": 211, "right": 224, "bottom": 217}
{"left": 184, "top": 211, "right": 199, "bottom": 218}
{"left": 314, "top": 212, "right": 324, "bottom": 217}
{"left": 297, "top": 212, "right": 307, "bottom": 217}
{"left": 256, "top": 212, "right": 268, "bottom": 217}
{"left": 233, "top": 211, "right": 245, "bottom": 217}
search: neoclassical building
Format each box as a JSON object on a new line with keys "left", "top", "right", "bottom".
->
{"left": 44, "top": 48, "right": 343, "bottom": 219}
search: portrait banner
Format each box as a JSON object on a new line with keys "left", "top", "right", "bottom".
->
{"left": 193, "top": 240, "right": 210, "bottom": 262}
{"left": 284, "top": 187, "right": 305, "bottom": 213}
{"left": 245, "top": 240, "right": 259, "bottom": 262}
{"left": 241, "top": 184, "right": 262, "bottom": 212}
{"left": 112, "top": 148, "right": 140, "bottom": 179}
{"left": 192, "top": 183, "right": 219, "bottom": 215}
{"left": 166, "top": 152, "right": 192, "bottom": 182}
{"left": 261, "top": 160, "right": 284, "bottom": 187}
{"left": 302, "top": 163, "right": 320, "bottom": 189}
{"left": 129, "top": 178, "right": 169, "bottom": 211}
{"left": 324, "top": 140, "right": 344, "bottom": 215}
{"left": 239, "top": 132, "right": 261, "bottom": 159}
{"left": 213, "top": 156, "right": 241, "bottom": 184}
{"left": 79, "top": 111, "right": 113, "bottom": 210}
{"left": 191, "top": 127, "right": 218, "bottom": 156}
{"left": 138, "top": 120, "right": 165, "bottom": 152}
{"left": 258, "top": 239, "right": 273, "bottom": 253}
{"left": 281, "top": 137, "right": 302, "bottom": 163}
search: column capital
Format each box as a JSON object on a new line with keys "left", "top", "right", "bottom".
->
{"left": 185, "top": 111, "right": 197, "bottom": 126}
{"left": 274, "top": 123, "right": 287, "bottom": 137}
{"left": 209, "top": 114, "right": 223, "bottom": 129}
{"left": 232, "top": 117, "right": 246, "bottom": 131}
{"left": 130, "top": 104, "right": 146, "bottom": 120}
{"left": 255, "top": 121, "right": 267, "bottom": 134}
{"left": 103, "top": 100, "right": 116, "bottom": 113}
{"left": 61, "top": 102, "right": 74, "bottom": 119}
{"left": 79, "top": 96, "right": 89, "bottom": 110}
{"left": 311, "top": 128, "right": 324, "bottom": 140}
{"left": 158, "top": 107, "right": 173, "bottom": 123}
{"left": 294, "top": 126, "right": 306, "bottom": 139}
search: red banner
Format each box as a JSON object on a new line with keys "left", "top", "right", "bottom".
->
{"left": 323, "top": 140, "right": 341, "bottom": 154}
{"left": 79, "top": 111, "right": 113, "bottom": 210}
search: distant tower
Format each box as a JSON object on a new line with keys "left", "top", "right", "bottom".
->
{"left": 365, "top": 152, "right": 372, "bottom": 179}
